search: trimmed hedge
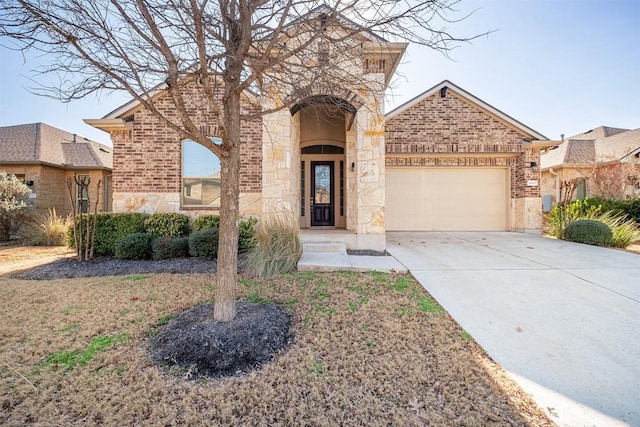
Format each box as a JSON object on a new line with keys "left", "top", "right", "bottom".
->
{"left": 564, "top": 219, "right": 612, "bottom": 246}
{"left": 67, "top": 213, "right": 147, "bottom": 256}
{"left": 67, "top": 212, "right": 258, "bottom": 258}
{"left": 193, "top": 215, "right": 220, "bottom": 231}
{"left": 144, "top": 213, "right": 191, "bottom": 238}
{"left": 114, "top": 233, "right": 155, "bottom": 260}
{"left": 152, "top": 236, "right": 190, "bottom": 260}
{"left": 189, "top": 228, "right": 219, "bottom": 259}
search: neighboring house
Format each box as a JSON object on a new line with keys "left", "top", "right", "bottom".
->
{"left": 84, "top": 14, "right": 552, "bottom": 251}
{"left": 541, "top": 126, "right": 640, "bottom": 203}
{"left": 0, "top": 123, "right": 113, "bottom": 216}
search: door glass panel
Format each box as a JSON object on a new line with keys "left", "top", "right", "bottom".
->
{"left": 314, "top": 164, "right": 331, "bottom": 203}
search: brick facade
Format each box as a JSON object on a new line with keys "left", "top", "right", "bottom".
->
{"left": 385, "top": 90, "right": 542, "bottom": 201}
{"left": 110, "top": 80, "right": 262, "bottom": 199}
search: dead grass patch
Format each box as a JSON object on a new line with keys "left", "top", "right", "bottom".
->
{"left": 0, "top": 258, "right": 553, "bottom": 425}
{"left": 0, "top": 245, "right": 74, "bottom": 275}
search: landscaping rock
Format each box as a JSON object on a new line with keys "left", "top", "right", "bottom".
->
{"left": 150, "top": 302, "right": 292, "bottom": 378}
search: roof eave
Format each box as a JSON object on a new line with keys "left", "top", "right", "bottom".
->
{"left": 83, "top": 119, "right": 132, "bottom": 133}
{"left": 0, "top": 160, "right": 111, "bottom": 170}
{"left": 528, "top": 140, "right": 562, "bottom": 150}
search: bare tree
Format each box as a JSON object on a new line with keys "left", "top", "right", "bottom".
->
{"left": 66, "top": 176, "right": 101, "bottom": 261}
{"left": 577, "top": 158, "right": 640, "bottom": 200}
{"left": 0, "top": 0, "right": 482, "bottom": 321}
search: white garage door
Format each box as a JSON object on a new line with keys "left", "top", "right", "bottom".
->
{"left": 386, "top": 167, "right": 509, "bottom": 231}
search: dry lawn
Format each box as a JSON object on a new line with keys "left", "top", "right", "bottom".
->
{"left": 0, "top": 247, "right": 554, "bottom": 426}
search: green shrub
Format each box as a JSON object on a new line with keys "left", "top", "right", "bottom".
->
{"left": 144, "top": 213, "right": 190, "bottom": 238}
{"left": 67, "top": 213, "right": 147, "bottom": 256}
{"left": 193, "top": 215, "right": 220, "bottom": 231}
{"left": 188, "top": 228, "right": 219, "bottom": 259}
{"left": 0, "top": 171, "right": 33, "bottom": 241}
{"left": 247, "top": 215, "right": 301, "bottom": 278}
{"left": 152, "top": 236, "right": 190, "bottom": 260}
{"left": 238, "top": 217, "right": 258, "bottom": 252}
{"left": 192, "top": 215, "right": 256, "bottom": 252}
{"left": 577, "top": 197, "right": 640, "bottom": 224}
{"left": 114, "top": 233, "right": 155, "bottom": 260}
{"left": 564, "top": 219, "right": 612, "bottom": 246}
{"left": 544, "top": 200, "right": 601, "bottom": 239}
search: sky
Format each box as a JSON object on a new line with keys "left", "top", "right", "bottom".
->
{"left": 0, "top": 0, "right": 638, "bottom": 146}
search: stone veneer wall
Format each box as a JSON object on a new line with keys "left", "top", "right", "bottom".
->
{"left": 385, "top": 90, "right": 542, "bottom": 231}
{"left": 353, "top": 73, "right": 386, "bottom": 237}
{"left": 109, "top": 80, "right": 262, "bottom": 217}
{"left": 261, "top": 107, "right": 300, "bottom": 218}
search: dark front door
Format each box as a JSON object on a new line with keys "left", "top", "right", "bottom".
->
{"left": 311, "top": 161, "right": 334, "bottom": 226}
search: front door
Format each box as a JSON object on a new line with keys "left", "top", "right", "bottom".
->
{"left": 311, "top": 161, "right": 334, "bottom": 226}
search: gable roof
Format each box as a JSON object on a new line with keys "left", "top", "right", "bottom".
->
{"left": 0, "top": 123, "right": 112, "bottom": 169}
{"left": 386, "top": 80, "right": 548, "bottom": 141}
{"left": 288, "top": 5, "right": 387, "bottom": 43}
{"left": 541, "top": 127, "right": 640, "bottom": 169}
{"left": 87, "top": 8, "right": 405, "bottom": 131}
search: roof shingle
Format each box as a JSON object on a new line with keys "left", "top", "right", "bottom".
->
{"left": 0, "top": 123, "right": 112, "bottom": 169}
{"left": 542, "top": 126, "right": 640, "bottom": 169}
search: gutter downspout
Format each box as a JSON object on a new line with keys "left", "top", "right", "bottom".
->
{"left": 549, "top": 168, "right": 559, "bottom": 205}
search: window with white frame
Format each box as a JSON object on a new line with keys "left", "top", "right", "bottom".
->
{"left": 182, "top": 139, "right": 221, "bottom": 208}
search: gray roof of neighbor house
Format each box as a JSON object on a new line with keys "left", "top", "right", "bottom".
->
{"left": 541, "top": 126, "right": 640, "bottom": 169}
{"left": 0, "top": 123, "right": 112, "bottom": 169}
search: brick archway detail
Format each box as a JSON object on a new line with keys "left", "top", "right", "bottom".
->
{"left": 287, "top": 85, "right": 365, "bottom": 116}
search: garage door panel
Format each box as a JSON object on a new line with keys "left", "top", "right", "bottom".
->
{"left": 386, "top": 167, "right": 508, "bottom": 231}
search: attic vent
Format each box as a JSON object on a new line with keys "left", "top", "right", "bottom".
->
{"left": 364, "top": 58, "right": 385, "bottom": 74}
{"left": 198, "top": 124, "right": 220, "bottom": 137}
{"left": 318, "top": 41, "right": 330, "bottom": 64}
{"left": 440, "top": 86, "right": 448, "bottom": 98}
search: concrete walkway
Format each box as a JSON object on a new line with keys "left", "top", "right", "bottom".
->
{"left": 386, "top": 232, "right": 640, "bottom": 427}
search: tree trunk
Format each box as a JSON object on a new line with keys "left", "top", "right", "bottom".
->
{"left": 213, "top": 93, "right": 242, "bottom": 322}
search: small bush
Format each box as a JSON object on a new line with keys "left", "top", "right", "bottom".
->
{"left": 247, "top": 214, "right": 301, "bottom": 278}
{"left": 544, "top": 200, "right": 601, "bottom": 239}
{"left": 238, "top": 217, "right": 258, "bottom": 252}
{"left": 0, "top": 171, "right": 33, "bottom": 241}
{"left": 564, "top": 219, "right": 612, "bottom": 246}
{"left": 144, "top": 213, "right": 190, "bottom": 238}
{"left": 189, "top": 228, "right": 219, "bottom": 259}
{"left": 28, "top": 208, "right": 70, "bottom": 246}
{"left": 114, "top": 233, "right": 155, "bottom": 260}
{"left": 67, "top": 213, "right": 147, "bottom": 256}
{"left": 152, "top": 236, "right": 190, "bottom": 260}
{"left": 193, "top": 215, "right": 220, "bottom": 231}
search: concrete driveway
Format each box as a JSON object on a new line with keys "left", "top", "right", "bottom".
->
{"left": 386, "top": 232, "right": 640, "bottom": 427}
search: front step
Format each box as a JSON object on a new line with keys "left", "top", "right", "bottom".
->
{"left": 302, "top": 242, "right": 347, "bottom": 253}
{"left": 297, "top": 241, "right": 408, "bottom": 273}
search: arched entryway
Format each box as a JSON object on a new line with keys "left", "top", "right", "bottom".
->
{"left": 295, "top": 101, "right": 351, "bottom": 228}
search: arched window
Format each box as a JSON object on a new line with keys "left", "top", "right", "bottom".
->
{"left": 182, "top": 139, "right": 221, "bottom": 208}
